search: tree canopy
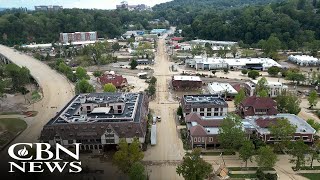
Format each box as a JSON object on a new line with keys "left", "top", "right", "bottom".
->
{"left": 176, "top": 148, "right": 212, "bottom": 180}
{"left": 276, "top": 90, "right": 301, "bottom": 115}
{"left": 75, "top": 79, "right": 95, "bottom": 93}
{"left": 103, "top": 83, "right": 117, "bottom": 92}
{"left": 113, "top": 138, "right": 144, "bottom": 173}
{"left": 255, "top": 146, "right": 278, "bottom": 169}
{"left": 218, "top": 114, "right": 246, "bottom": 152}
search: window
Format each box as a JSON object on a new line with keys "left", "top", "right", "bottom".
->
{"left": 87, "top": 106, "right": 91, "bottom": 110}
{"left": 106, "top": 139, "right": 115, "bottom": 143}
{"left": 209, "top": 137, "right": 213, "bottom": 142}
{"left": 214, "top": 113, "right": 219, "bottom": 116}
{"left": 200, "top": 108, "right": 204, "bottom": 112}
{"left": 214, "top": 108, "right": 219, "bottom": 111}
{"left": 198, "top": 137, "right": 201, "bottom": 142}
{"left": 118, "top": 109, "right": 122, "bottom": 113}
{"left": 202, "top": 137, "right": 205, "bottom": 142}
{"left": 220, "top": 108, "right": 223, "bottom": 111}
{"left": 117, "top": 105, "right": 122, "bottom": 109}
{"left": 207, "top": 108, "right": 211, "bottom": 112}
{"left": 194, "top": 137, "right": 197, "bottom": 142}
{"left": 193, "top": 108, "right": 197, "bottom": 112}
{"left": 303, "top": 136, "right": 308, "bottom": 140}
{"left": 200, "top": 113, "right": 204, "bottom": 116}
{"left": 207, "top": 113, "right": 211, "bottom": 116}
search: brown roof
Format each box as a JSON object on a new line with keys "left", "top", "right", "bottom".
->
{"left": 98, "top": 74, "right": 127, "bottom": 88}
{"left": 190, "top": 125, "right": 207, "bottom": 136}
{"left": 232, "top": 83, "right": 242, "bottom": 92}
{"left": 255, "top": 118, "right": 279, "bottom": 128}
{"left": 241, "top": 96, "right": 277, "bottom": 109}
{"left": 185, "top": 113, "right": 223, "bottom": 127}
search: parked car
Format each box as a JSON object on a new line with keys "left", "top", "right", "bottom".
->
{"left": 157, "top": 116, "right": 161, "bottom": 122}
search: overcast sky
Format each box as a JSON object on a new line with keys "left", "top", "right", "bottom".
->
{"left": 0, "top": 0, "right": 172, "bottom": 9}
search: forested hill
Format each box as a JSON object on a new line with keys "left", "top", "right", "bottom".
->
{"left": 177, "top": 0, "right": 320, "bottom": 51}
{"left": 153, "top": 0, "right": 282, "bottom": 25}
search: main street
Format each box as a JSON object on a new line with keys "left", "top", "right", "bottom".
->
{"left": 143, "top": 34, "right": 185, "bottom": 179}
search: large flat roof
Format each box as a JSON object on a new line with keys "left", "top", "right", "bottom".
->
{"left": 173, "top": 75, "right": 202, "bottom": 81}
{"left": 244, "top": 114, "right": 316, "bottom": 135}
{"left": 193, "top": 57, "right": 281, "bottom": 68}
{"left": 47, "top": 92, "right": 145, "bottom": 125}
{"left": 183, "top": 94, "right": 227, "bottom": 106}
{"left": 208, "top": 82, "right": 238, "bottom": 94}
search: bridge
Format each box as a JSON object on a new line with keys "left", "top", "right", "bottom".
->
{"left": 0, "top": 52, "right": 11, "bottom": 64}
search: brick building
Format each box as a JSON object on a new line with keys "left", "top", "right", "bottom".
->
{"left": 239, "top": 96, "right": 278, "bottom": 117}
{"left": 172, "top": 75, "right": 202, "bottom": 90}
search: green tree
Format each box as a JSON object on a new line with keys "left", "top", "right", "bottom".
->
{"left": 306, "top": 119, "right": 320, "bottom": 132}
{"left": 113, "top": 138, "right": 144, "bottom": 173}
{"left": 241, "top": 69, "right": 248, "bottom": 75}
{"left": 4, "top": 64, "right": 30, "bottom": 91}
{"left": 270, "top": 119, "right": 297, "bottom": 152}
{"left": 308, "top": 90, "right": 318, "bottom": 108}
{"left": 147, "top": 84, "right": 156, "bottom": 97}
{"left": 239, "top": 140, "right": 255, "bottom": 168}
{"left": 231, "top": 45, "right": 238, "bottom": 58}
{"left": 176, "top": 148, "right": 212, "bottom": 180}
{"left": 261, "top": 35, "right": 281, "bottom": 57}
{"left": 256, "top": 146, "right": 278, "bottom": 169}
{"left": 103, "top": 83, "right": 117, "bottom": 92}
{"left": 93, "top": 70, "right": 103, "bottom": 77}
{"left": 112, "top": 42, "right": 121, "bottom": 52}
{"left": 248, "top": 70, "right": 260, "bottom": 79}
{"left": 286, "top": 71, "right": 306, "bottom": 85}
{"left": 218, "top": 114, "right": 246, "bottom": 152}
{"left": 255, "top": 77, "right": 269, "bottom": 97}
{"left": 150, "top": 76, "right": 157, "bottom": 85}
{"left": 75, "top": 79, "right": 95, "bottom": 94}
{"left": 177, "top": 106, "right": 183, "bottom": 117}
{"left": 129, "top": 162, "right": 147, "bottom": 180}
{"left": 309, "top": 141, "right": 320, "bottom": 168}
{"left": 276, "top": 90, "right": 301, "bottom": 115}
{"left": 130, "top": 59, "right": 138, "bottom": 69}
{"left": 234, "top": 88, "right": 246, "bottom": 108}
{"left": 75, "top": 66, "right": 89, "bottom": 80}
{"left": 289, "top": 140, "right": 309, "bottom": 170}
{"left": 268, "top": 66, "right": 281, "bottom": 77}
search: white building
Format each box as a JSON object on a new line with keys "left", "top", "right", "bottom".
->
{"left": 207, "top": 82, "right": 238, "bottom": 98}
{"left": 288, "top": 55, "right": 319, "bottom": 66}
{"left": 244, "top": 79, "right": 288, "bottom": 97}
{"left": 185, "top": 56, "right": 281, "bottom": 71}
{"left": 190, "top": 39, "right": 238, "bottom": 47}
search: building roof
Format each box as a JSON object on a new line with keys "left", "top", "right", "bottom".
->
{"left": 99, "top": 74, "right": 127, "bottom": 88}
{"left": 183, "top": 94, "right": 228, "bottom": 107}
{"left": 244, "top": 114, "right": 316, "bottom": 135}
{"left": 185, "top": 113, "right": 224, "bottom": 127}
{"left": 241, "top": 96, "right": 277, "bottom": 109}
{"left": 173, "top": 75, "right": 202, "bottom": 82}
{"left": 190, "top": 125, "right": 207, "bottom": 136}
{"left": 208, "top": 82, "right": 238, "bottom": 95}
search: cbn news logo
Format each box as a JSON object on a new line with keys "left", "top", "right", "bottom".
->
{"left": 8, "top": 143, "right": 82, "bottom": 173}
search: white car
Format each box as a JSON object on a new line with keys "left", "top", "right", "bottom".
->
{"left": 157, "top": 116, "right": 161, "bottom": 122}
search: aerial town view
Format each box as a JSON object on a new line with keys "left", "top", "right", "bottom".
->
{"left": 1, "top": 0, "right": 320, "bottom": 180}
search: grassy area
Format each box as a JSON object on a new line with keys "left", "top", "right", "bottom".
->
{"left": 295, "top": 166, "right": 320, "bottom": 170}
{"left": 299, "top": 173, "right": 320, "bottom": 180}
{"left": 0, "top": 118, "right": 27, "bottom": 146}
{"left": 201, "top": 151, "right": 236, "bottom": 156}
{"left": 0, "top": 111, "right": 21, "bottom": 115}
{"left": 228, "top": 167, "right": 275, "bottom": 171}
{"left": 229, "top": 174, "right": 257, "bottom": 178}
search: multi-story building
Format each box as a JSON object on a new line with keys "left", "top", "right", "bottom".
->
{"left": 59, "top": 32, "right": 97, "bottom": 44}
{"left": 34, "top": 5, "right": 63, "bottom": 11}
{"left": 172, "top": 76, "right": 202, "bottom": 90}
{"left": 40, "top": 92, "right": 149, "bottom": 151}
{"left": 244, "top": 80, "right": 288, "bottom": 97}
{"left": 239, "top": 96, "right": 278, "bottom": 117}
{"left": 244, "top": 114, "right": 316, "bottom": 143}
{"left": 186, "top": 113, "right": 316, "bottom": 149}
{"left": 181, "top": 94, "right": 228, "bottom": 117}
